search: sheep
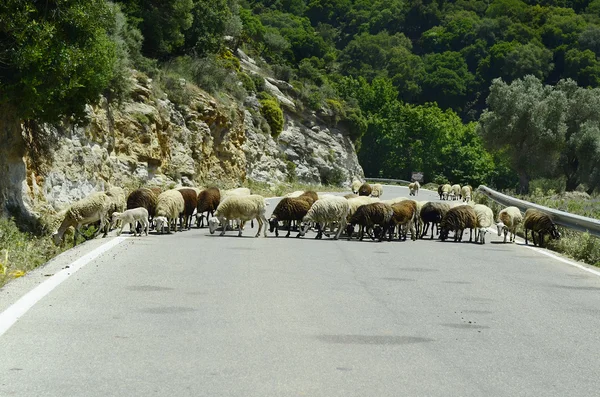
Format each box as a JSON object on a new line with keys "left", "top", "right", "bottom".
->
{"left": 438, "top": 185, "right": 444, "bottom": 200}
{"left": 414, "top": 200, "right": 428, "bottom": 237}
{"left": 196, "top": 187, "right": 221, "bottom": 228}
{"left": 391, "top": 200, "right": 418, "bottom": 241}
{"left": 451, "top": 184, "right": 461, "bottom": 201}
{"left": 269, "top": 197, "right": 312, "bottom": 237}
{"left": 441, "top": 184, "right": 451, "bottom": 200}
{"left": 299, "top": 196, "right": 350, "bottom": 240}
{"left": 496, "top": 206, "right": 523, "bottom": 243}
{"left": 222, "top": 187, "right": 251, "bottom": 201}
{"left": 154, "top": 189, "right": 185, "bottom": 234}
{"left": 208, "top": 195, "right": 268, "bottom": 237}
{"left": 351, "top": 177, "right": 362, "bottom": 194}
{"left": 380, "top": 197, "right": 409, "bottom": 206}
{"left": 461, "top": 185, "right": 472, "bottom": 202}
{"left": 127, "top": 188, "right": 158, "bottom": 218}
{"left": 473, "top": 204, "right": 494, "bottom": 244}
{"left": 344, "top": 193, "right": 358, "bottom": 199}
{"left": 370, "top": 184, "right": 384, "bottom": 198}
{"left": 420, "top": 202, "right": 451, "bottom": 239}
{"left": 439, "top": 205, "right": 478, "bottom": 242}
{"left": 299, "top": 190, "right": 318, "bottom": 206}
{"left": 52, "top": 192, "right": 112, "bottom": 246}
{"left": 346, "top": 202, "right": 394, "bottom": 241}
{"left": 177, "top": 187, "right": 199, "bottom": 230}
{"left": 523, "top": 208, "right": 561, "bottom": 247}
{"left": 284, "top": 190, "right": 305, "bottom": 198}
{"left": 408, "top": 181, "right": 420, "bottom": 196}
{"left": 106, "top": 186, "right": 127, "bottom": 228}
{"left": 111, "top": 208, "right": 149, "bottom": 237}
{"left": 358, "top": 183, "right": 372, "bottom": 197}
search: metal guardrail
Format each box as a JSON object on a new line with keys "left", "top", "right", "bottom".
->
{"left": 478, "top": 185, "right": 600, "bottom": 238}
{"left": 365, "top": 177, "right": 412, "bottom": 185}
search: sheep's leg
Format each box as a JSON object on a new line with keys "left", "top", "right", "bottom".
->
{"left": 254, "top": 217, "right": 261, "bottom": 238}
{"left": 359, "top": 225, "right": 364, "bottom": 241}
{"left": 469, "top": 228, "right": 473, "bottom": 242}
{"left": 238, "top": 219, "right": 244, "bottom": 237}
{"left": 410, "top": 222, "right": 417, "bottom": 241}
{"left": 334, "top": 219, "right": 346, "bottom": 240}
{"left": 539, "top": 232, "right": 545, "bottom": 248}
{"left": 315, "top": 223, "right": 323, "bottom": 239}
{"left": 503, "top": 229, "right": 508, "bottom": 243}
{"left": 286, "top": 222, "right": 291, "bottom": 238}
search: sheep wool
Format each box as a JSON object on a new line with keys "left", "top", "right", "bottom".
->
{"left": 52, "top": 191, "right": 112, "bottom": 246}
{"left": 211, "top": 195, "right": 268, "bottom": 237}
{"left": 524, "top": 208, "right": 560, "bottom": 247}
{"left": 461, "top": 186, "right": 472, "bottom": 202}
{"left": 351, "top": 178, "right": 362, "bottom": 194}
{"left": 298, "top": 191, "right": 319, "bottom": 206}
{"left": 496, "top": 206, "right": 523, "bottom": 243}
{"left": 420, "top": 202, "right": 451, "bottom": 239}
{"left": 451, "top": 184, "right": 461, "bottom": 201}
{"left": 347, "top": 202, "right": 394, "bottom": 241}
{"left": 155, "top": 189, "right": 185, "bottom": 233}
{"left": 441, "top": 184, "right": 452, "bottom": 200}
{"left": 439, "top": 205, "right": 477, "bottom": 242}
{"left": 300, "top": 196, "right": 350, "bottom": 240}
{"left": 127, "top": 188, "right": 158, "bottom": 218}
{"left": 370, "top": 184, "right": 384, "bottom": 198}
{"left": 177, "top": 187, "right": 199, "bottom": 230}
{"left": 269, "top": 197, "right": 312, "bottom": 237}
{"left": 196, "top": 187, "right": 221, "bottom": 227}
{"left": 391, "top": 200, "right": 418, "bottom": 241}
{"left": 358, "top": 183, "right": 372, "bottom": 197}
{"left": 112, "top": 207, "right": 149, "bottom": 237}
{"left": 473, "top": 204, "right": 494, "bottom": 244}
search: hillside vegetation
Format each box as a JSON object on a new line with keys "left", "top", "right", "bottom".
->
{"left": 2, "top": 0, "right": 600, "bottom": 192}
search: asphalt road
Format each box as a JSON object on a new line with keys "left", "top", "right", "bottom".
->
{"left": 2, "top": 185, "right": 600, "bottom": 396}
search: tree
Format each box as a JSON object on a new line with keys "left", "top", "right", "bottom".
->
{"left": 478, "top": 76, "right": 568, "bottom": 193}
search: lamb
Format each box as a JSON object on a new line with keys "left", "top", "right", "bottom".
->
{"left": 451, "top": 184, "right": 461, "bottom": 201}
{"left": 351, "top": 177, "right": 363, "bottom": 194}
{"left": 370, "top": 183, "right": 383, "bottom": 198}
{"left": 52, "top": 192, "right": 112, "bottom": 246}
{"left": 196, "top": 187, "right": 221, "bottom": 228}
{"left": 299, "top": 196, "right": 350, "bottom": 240}
{"left": 461, "top": 185, "right": 472, "bottom": 202}
{"left": 473, "top": 204, "right": 494, "bottom": 244}
{"left": 346, "top": 202, "right": 394, "bottom": 241}
{"left": 358, "top": 183, "right": 372, "bottom": 196}
{"left": 439, "top": 205, "right": 478, "bottom": 242}
{"left": 391, "top": 200, "right": 418, "bottom": 241}
{"left": 408, "top": 181, "right": 420, "bottom": 196}
{"left": 420, "top": 202, "right": 451, "bottom": 239}
{"left": 441, "top": 184, "right": 452, "bottom": 200}
{"left": 269, "top": 197, "right": 312, "bottom": 237}
{"left": 127, "top": 188, "right": 158, "bottom": 220}
{"left": 523, "top": 208, "right": 561, "bottom": 247}
{"left": 177, "top": 187, "right": 199, "bottom": 230}
{"left": 111, "top": 207, "right": 149, "bottom": 236}
{"left": 154, "top": 189, "right": 185, "bottom": 234}
{"left": 496, "top": 206, "right": 523, "bottom": 243}
{"left": 208, "top": 195, "right": 268, "bottom": 237}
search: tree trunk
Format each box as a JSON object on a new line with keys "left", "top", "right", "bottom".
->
{"left": 518, "top": 172, "right": 530, "bottom": 194}
{"left": 0, "top": 108, "right": 27, "bottom": 216}
{"left": 565, "top": 175, "right": 579, "bottom": 192}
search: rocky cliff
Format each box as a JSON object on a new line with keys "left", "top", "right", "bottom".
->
{"left": 1, "top": 68, "right": 363, "bottom": 218}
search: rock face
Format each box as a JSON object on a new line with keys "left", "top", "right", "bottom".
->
{"left": 0, "top": 70, "right": 363, "bottom": 218}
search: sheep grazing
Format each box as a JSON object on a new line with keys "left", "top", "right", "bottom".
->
{"left": 441, "top": 184, "right": 451, "bottom": 200}
{"left": 391, "top": 200, "right": 418, "bottom": 241}
{"left": 112, "top": 208, "right": 149, "bottom": 237}
{"left": 473, "top": 204, "right": 494, "bottom": 244}
{"left": 346, "top": 202, "right": 394, "bottom": 241}
{"left": 439, "top": 205, "right": 478, "bottom": 242}
{"left": 358, "top": 183, "right": 372, "bottom": 196}
{"left": 177, "top": 187, "right": 199, "bottom": 230}
{"left": 408, "top": 181, "right": 420, "bottom": 196}
{"left": 196, "top": 187, "right": 221, "bottom": 228}
{"left": 127, "top": 188, "right": 158, "bottom": 220}
{"left": 523, "top": 208, "right": 560, "bottom": 247}
{"left": 209, "top": 195, "right": 268, "bottom": 237}
{"left": 299, "top": 196, "right": 350, "bottom": 240}
{"left": 420, "top": 202, "right": 451, "bottom": 239}
{"left": 496, "top": 206, "right": 523, "bottom": 243}
{"left": 52, "top": 192, "right": 112, "bottom": 246}
{"left": 451, "top": 184, "right": 461, "bottom": 201}
{"left": 154, "top": 189, "right": 185, "bottom": 234}
{"left": 351, "top": 177, "right": 362, "bottom": 194}
{"left": 370, "top": 184, "right": 384, "bottom": 198}
{"left": 269, "top": 197, "right": 312, "bottom": 237}
{"left": 461, "top": 185, "right": 472, "bottom": 202}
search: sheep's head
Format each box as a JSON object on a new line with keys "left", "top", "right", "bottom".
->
{"left": 478, "top": 227, "right": 488, "bottom": 243}
{"left": 268, "top": 217, "right": 279, "bottom": 233}
{"left": 110, "top": 212, "right": 122, "bottom": 228}
{"left": 345, "top": 223, "right": 355, "bottom": 239}
{"left": 550, "top": 224, "right": 561, "bottom": 240}
{"left": 496, "top": 222, "right": 506, "bottom": 236}
{"left": 208, "top": 218, "right": 220, "bottom": 234}
{"left": 51, "top": 231, "right": 62, "bottom": 246}
{"left": 154, "top": 216, "right": 168, "bottom": 234}
{"left": 439, "top": 227, "right": 450, "bottom": 241}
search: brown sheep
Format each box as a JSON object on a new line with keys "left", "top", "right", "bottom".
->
{"left": 269, "top": 197, "right": 312, "bottom": 237}
{"left": 177, "top": 188, "right": 199, "bottom": 230}
{"left": 524, "top": 208, "right": 560, "bottom": 247}
{"left": 391, "top": 200, "right": 418, "bottom": 241}
{"left": 346, "top": 202, "right": 394, "bottom": 241}
{"left": 196, "top": 187, "right": 221, "bottom": 228}
{"left": 439, "top": 205, "right": 477, "bottom": 242}
{"left": 299, "top": 190, "right": 318, "bottom": 206}
{"left": 420, "top": 202, "right": 451, "bottom": 239}
{"left": 127, "top": 188, "right": 158, "bottom": 218}
{"left": 437, "top": 185, "right": 444, "bottom": 200}
{"left": 358, "top": 183, "right": 372, "bottom": 197}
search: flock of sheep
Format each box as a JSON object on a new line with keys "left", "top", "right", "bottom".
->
{"left": 51, "top": 179, "right": 561, "bottom": 248}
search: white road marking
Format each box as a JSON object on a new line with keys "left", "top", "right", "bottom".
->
{"left": 0, "top": 236, "right": 128, "bottom": 338}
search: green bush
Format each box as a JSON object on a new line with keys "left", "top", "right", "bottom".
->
{"left": 239, "top": 72, "right": 256, "bottom": 92}
{"left": 259, "top": 98, "right": 284, "bottom": 138}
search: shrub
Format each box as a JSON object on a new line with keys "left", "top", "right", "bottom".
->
{"left": 259, "top": 98, "right": 284, "bottom": 138}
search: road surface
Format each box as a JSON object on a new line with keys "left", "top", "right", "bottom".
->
{"left": 1, "top": 185, "right": 600, "bottom": 396}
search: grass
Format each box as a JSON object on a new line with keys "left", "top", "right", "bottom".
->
{"left": 473, "top": 190, "right": 600, "bottom": 267}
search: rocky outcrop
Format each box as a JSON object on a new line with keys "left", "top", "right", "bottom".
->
{"left": 1, "top": 69, "right": 363, "bottom": 219}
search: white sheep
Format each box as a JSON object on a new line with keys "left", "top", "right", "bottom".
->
{"left": 473, "top": 204, "right": 494, "bottom": 244}
{"left": 299, "top": 196, "right": 350, "bottom": 239}
{"left": 461, "top": 185, "right": 472, "bottom": 202}
{"left": 221, "top": 187, "right": 251, "bottom": 202}
{"left": 284, "top": 190, "right": 305, "bottom": 198}
{"left": 351, "top": 177, "right": 362, "bottom": 194}
{"left": 106, "top": 186, "right": 127, "bottom": 229}
{"left": 496, "top": 206, "right": 523, "bottom": 243}
{"left": 408, "top": 181, "right": 420, "bottom": 196}
{"left": 112, "top": 207, "right": 149, "bottom": 236}
{"left": 52, "top": 192, "right": 112, "bottom": 246}
{"left": 370, "top": 184, "right": 384, "bottom": 198}
{"left": 451, "top": 184, "right": 461, "bottom": 201}
{"left": 208, "top": 194, "right": 268, "bottom": 237}
{"left": 441, "top": 184, "right": 451, "bottom": 200}
{"left": 154, "top": 189, "right": 185, "bottom": 234}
